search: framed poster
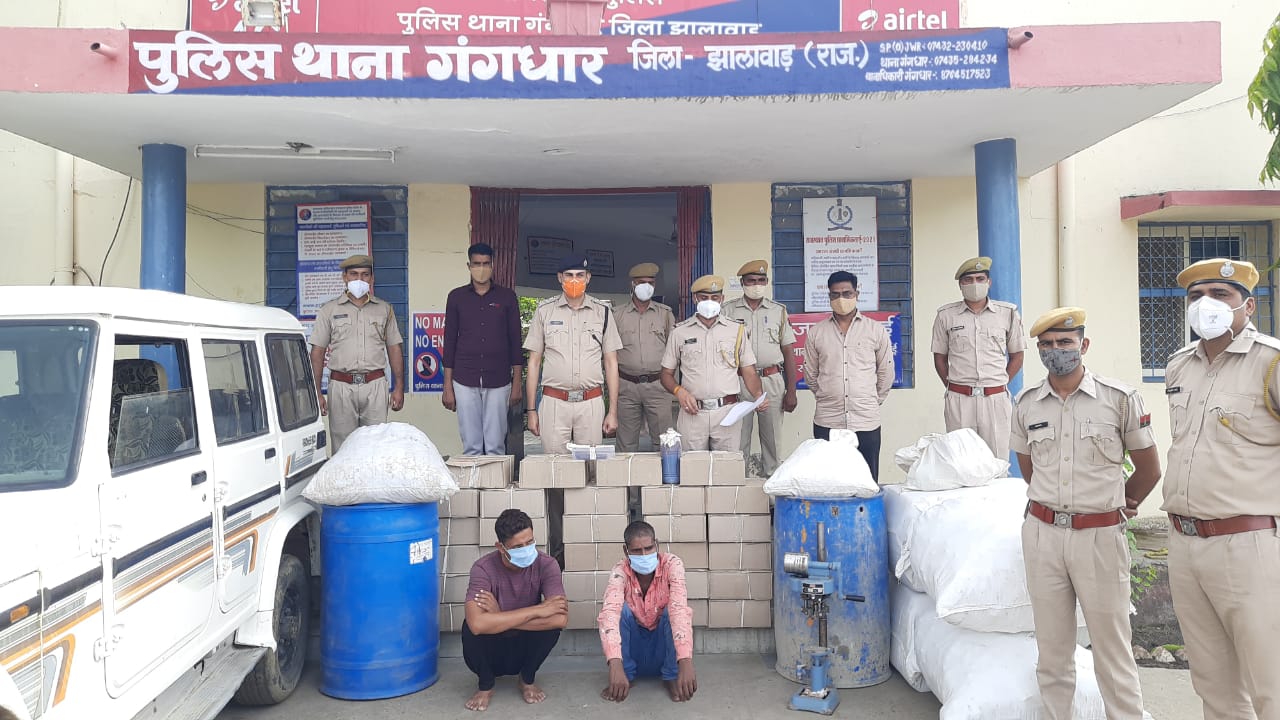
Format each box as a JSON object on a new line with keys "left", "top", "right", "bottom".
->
{"left": 527, "top": 236, "right": 573, "bottom": 274}
{"left": 585, "top": 249, "right": 615, "bottom": 278}
{"left": 296, "top": 201, "right": 372, "bottom": 318}
{"left": 801, "top": 197, "right": 879, "bottom": 312}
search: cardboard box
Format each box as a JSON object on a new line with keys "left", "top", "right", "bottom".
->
{"left": 441, "top": 573, "right": 471, "bottom": 604}
{"left": 689, "top": 599, "right": 708, "bottom": 627}
{"left": 562, "top": 514, "right": 630, "bottom": 544}
{"left": 441, "top": 517, "right": 481, "bottom": 546}
{"left": 704, "top": 483, "right": 770, "bottom": 515}
{"left": 684, "top": 570, "right": 708, "bottom": 600}
{"left": 441, "top": 544, "right": 482, "bottom": 575}
{"left": 440, "top": 603, "right": 466, "bottom": 632}
{"left": 708, "top": 571, "right": 773, "bottom": 601}
{"left": 641, "top": 486, "right": 706, "bottom": 516}
{"left": 563, "top": 487, "right": 629, "bottom": 516}
{"left": 518, "top": 454, "right": 588, "bottom": 489}
{"left": 565, "top": 543, "right": 619, "bottom": 572}
{"left": 645, "top": 514, "right": 707, "bottom": 543}
{"left": 447, "top": 455, "right": 514, "bottom": 489}
{"left": 480, "top": 488, "right": 547, "bottom": 518}
{"left": 439, "top": 489, "right": 480, "bottom": 518}
{"left": 662, "top": 542, "right": 709, "bottom": 570}
{"left": 707, "top": 514, "right": 772, "bottom": 543}
{"left": 679, "top": 451, "right": 747, "bottom": 486}
{"left": 561, "top": 570, "right": 614, "bottom": 602}
{"left": 708, "top": 599, "right": 772, "bottom": 628}
{"left": 708, "top": 543, "right": 772, "bottom": 571}
{"left": 568, "top": 601, "right": 603, "bottom": 630}
{"left": 596, "top": 452, "right": 663, "bottom": 486}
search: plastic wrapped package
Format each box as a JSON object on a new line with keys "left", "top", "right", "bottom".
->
{"left": 904, "top": 428, "right": 1009, "bottom": 491}
{"left": 762, "top": 430, "right": 878, "bottom": 498}
{"left": 303, "top": 422, "right": 459, "bottom": 506}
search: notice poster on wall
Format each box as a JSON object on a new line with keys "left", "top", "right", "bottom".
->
{"left": 801, "top": 197, "right": 879, "bottom": 312}
{"left": 412, "top": 312, "right": 447, "bottom": 393}
{"left": 296, "top": 202, "right": 372, "bottom": 318}
{"left": 527, "top": 236, "right": 573, "bottom": 275}
{"left": 788, "top": 311, "right": 903, "bottom": 390}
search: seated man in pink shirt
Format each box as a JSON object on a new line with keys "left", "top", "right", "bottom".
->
{"left": 463, "top": 509, "right": 568, "bottom": 712}
{"left": 598, "top": 520, "right": 697, "bottom": 703}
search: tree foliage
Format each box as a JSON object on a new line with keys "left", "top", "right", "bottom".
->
{"left": 1247, "top": 12, "right": 1280, "bottom": 184}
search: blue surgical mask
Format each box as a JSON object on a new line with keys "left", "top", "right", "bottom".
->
{"left": 505, "top": 544, "right": 538, "bottom": 569}
{"left": 628, "top": 552, "right": 659, "bottom": 575}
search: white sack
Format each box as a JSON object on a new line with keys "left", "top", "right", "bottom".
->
{"left": 763, "top": 430, "right": 879, "bottom": 498}
{"left": 890, "top": 581, "right": 932, "bottom": 693}
{"left": 904, "top": 428, "right": 1009, "bottom": 491}
{"left": 303, "top": 422, "right": 459, "bottom": 506}
{"left": 893, "top": 433, "right": 943, "bottom": 473}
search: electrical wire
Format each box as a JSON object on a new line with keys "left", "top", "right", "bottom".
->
{"left": 98, "top": 179, "right": 133, "bottom": 286}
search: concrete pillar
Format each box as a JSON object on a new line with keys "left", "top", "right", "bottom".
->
{"left": 140, "top": 143, "right": 187, "bottom": 293}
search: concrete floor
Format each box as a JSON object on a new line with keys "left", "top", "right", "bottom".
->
{"left": 217, "top": 655, "right": 1201, "bottom": 720}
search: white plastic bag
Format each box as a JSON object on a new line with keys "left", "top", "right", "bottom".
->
{"left": 894, "top": 433, "right": 943, "bottom": 473}
{"left": 303, "top": 422, "right": 459, "bottom": 505}
{"left": 904, "top": 428, "right": 1009, "bottom": 491}
{"left": 892, "top": 582, "right": 1111, "bottom": 720}
{"left": 763, "top": 430, "right": 879, "bottom": 498}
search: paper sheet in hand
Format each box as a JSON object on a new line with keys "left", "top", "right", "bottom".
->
{"left": 719, "top": 394, "right": 766, "bottom": 426}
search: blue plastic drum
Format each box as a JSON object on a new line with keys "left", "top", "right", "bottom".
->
{"left": 773, "top": 495, "right": 891, "bottom": 688}
{"left": 320, "top": 502, "right": 440, "bottom": 699}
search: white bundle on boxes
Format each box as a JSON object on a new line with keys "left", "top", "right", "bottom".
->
{"left": 518, "top": 454, "right": 588, "bottom": 489}
{"left": 679, "top": 451, "right": 747, "bottom": 486}
{"left": 446, "top": 455, "right": 514, "bottom": 489}
{"left": 304, "top": 422, "right": 458, "bottom": 505}
{"left": 595, "top": 452, "right": 663, "bottom": 486}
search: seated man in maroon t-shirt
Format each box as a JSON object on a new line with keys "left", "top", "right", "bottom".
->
{"left": 463, "top": 509, "right": 567, "bottom": 712}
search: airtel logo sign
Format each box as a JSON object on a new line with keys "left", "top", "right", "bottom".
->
{"left": 843, "top": 1, "right": 959, "bottom": 32}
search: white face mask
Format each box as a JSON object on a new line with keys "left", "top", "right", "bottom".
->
{"left": 696, "top": 299, "right": 721, "bottom": 319}
{"left": 960, "top": 281, "right": 989, "bottom": 302}
{"left": 743, "top": 286, "right": 767, "bottom": 301}
{"left": 346, "top": 279, "right": 370, "bottom": 299}
{"left": 633, "top": 283, "right": 655, "bottom": 302}
{"left": 1187, "top": 296, "right": 1245, "bottom": 341}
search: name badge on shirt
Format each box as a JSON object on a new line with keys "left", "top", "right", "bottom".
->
{"left": 334, "top": 313, "right": 348, "bottom": 319}
{"left": 1028, "top": 421, "right": 1049, "bottom": 430}
{"left": 1165, "top": 386, "right": 1182, "bottom": 395}
{"left": 950, "top": 326, "right": 965, "bottom": 331}
{"left": 684, "top": 338, "right": 698, "bottom": 345}
{"left": 549, "top": 320, "right": 564, "bottom": 326}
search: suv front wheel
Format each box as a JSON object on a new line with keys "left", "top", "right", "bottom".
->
{"left": 233, "top": 554, "right": 310, "bottom": 705}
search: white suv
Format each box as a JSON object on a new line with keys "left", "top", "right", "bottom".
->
{"left": 0, "top": 287, "right": 327, "bottom": 720}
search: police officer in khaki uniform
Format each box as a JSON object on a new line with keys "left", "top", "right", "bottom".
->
{"left": 614, "top": 262, "right": 676, "bottom": 452}
{"left": 660, "top": 275, "right": 767, "bottom": 451}
{"left": 931, "top": 256, "right": 1026, "bottom": 459}
{"left": 1011, "top": 307, "right": 1161, "bottom": 720}
{"left": 308, "top": 254, "right": 406, "bottom": 452}
{"left": 722, "top": 260, "right": 798, "bottom": 476}
{"left": 1160, "top": 258, "right": 1280, "bottom": 720}
{"left": 524, "top": 254, "right": 623, "bottom": 454}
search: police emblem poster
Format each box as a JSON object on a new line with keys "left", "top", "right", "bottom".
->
{"left": 801, "top": 197, "right": 879, "bottom": 312}
{"left": 295, "top": 202, "right": 373, "bottom": 319}
{"left": 412, "top": 312, "right": 447, "bottom": 393}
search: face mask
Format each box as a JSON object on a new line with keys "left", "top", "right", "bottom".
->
{"left": 470, "top": 265, "right": 493, "bottom": 284}
{"left": 831, "top": 297, "right": 858, "bottom": 316}
{"left": 505, "top": 543, "right": 538, "bottom": 569}
{"left": 628, "top": 551, "right": 659, "bottom": 575}
{"left": 1187, "top": 296, "right": 1244, "bottom": 341}
{"left": 346, "top": 279, "right": 370, "bottom": 299}
{"left": 743, "top": 286, "right": 767, "bottom": 301}
{"left": 960, "top": 281, "right": 989, "bottom": 302}
{"left": 562, "top": 277, "right": 587, "bottom": 299}
{"left": 633, "top": 283, "right": 655, "bottom": 302}
{"left": 1039, "top": 348, "right": 1082, "bottom": 376}
{"left": 696, "top": 299, "right": 721, "bottom": 319}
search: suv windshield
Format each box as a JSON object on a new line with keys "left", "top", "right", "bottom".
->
{"left": 0, "top": 321, "right": 96, "bottom": 491}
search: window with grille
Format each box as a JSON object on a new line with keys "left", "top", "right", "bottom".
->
{"left": 1137, "top": 221, "right": 1275, "bottom": 381}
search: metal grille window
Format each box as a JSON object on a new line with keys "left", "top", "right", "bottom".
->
{"left": 771, "top": 182, "right": 913, "bottom": 388}
{"left": 1137, "top": 221, "right": 1275, "bottom": 381}
{"left": 265, "top": 186, "right": 410, "bottom": 385}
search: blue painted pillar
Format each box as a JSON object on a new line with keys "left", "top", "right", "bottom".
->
{"left": 975, "top": 138, "right": 1023, "bottom": 475}
{"left": 140, "top": 144, "right": 187, "bottom": 293}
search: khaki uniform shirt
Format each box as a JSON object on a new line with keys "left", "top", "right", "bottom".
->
{"left": 930, "top": 300, "right": 1026, "bottom": 386}
{"left": 722, "top": 296, "right": 796, "bottom": 369}
{"left": 615, "top": 300, "right": 676, "bottom": 376}
{"left": 804, "top": 314, "right": 895, "bottom": 431}
{"left": 1161, "top": 325, "right": 1280, "bottom": 519}
{"left": 309, "top": 294, "right": 403, "bottom": 373}
{"left": 523, "top": 293, "right": 623, "bottom": 391}
{"left": 662, "top": 316, "right": 757, "bottom": 400}
{"left": 1011, "top": 370, "right": 1156, "bottom": 514}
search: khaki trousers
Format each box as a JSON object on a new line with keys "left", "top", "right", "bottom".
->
{"left": 675, "top": 403, "right": 739, "bottom": 452}
{"left": 537, "top": 394, "right": 604, "bottom": 454}
{"left": 738, "top": 372, "right": 785, "bottom": 476}
{"left": 1168, "top": 527, "right": 1280, "bottom": 720}
{"left": 943, "top": 389, "right": 1012, "bottom": 460}
{"left": 327, "top": 376, "right": 389, "bottom": 452}
{"left": 1022, "top": 518, "right": 1144, "bottom": 720}
{"left": 616, "top": 378, "right": 671, "bottom": 452}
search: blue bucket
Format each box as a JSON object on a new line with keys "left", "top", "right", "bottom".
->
{"left": 320, "top": 502, "right": 440, "bottom": 699}
{"left": 773, "top": 495, "right": 891, "bottom": 688}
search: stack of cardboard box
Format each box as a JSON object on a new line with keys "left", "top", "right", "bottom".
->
{"left": 561, "top": 486, "right": 629, "bottom": 629}
{"left": 705, "top": 480, "right": 773, "bottom": 628}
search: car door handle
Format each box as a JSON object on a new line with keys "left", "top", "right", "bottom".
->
{"left": 191, "top": 471, "right": 208, "bottom": 486}
{"left": 264, "top": 448, "right": 277, "bottom": 460}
